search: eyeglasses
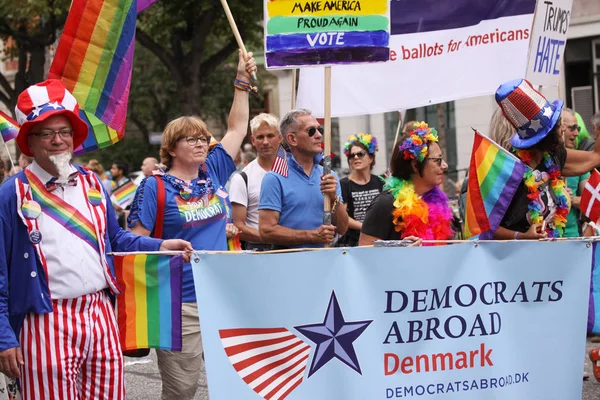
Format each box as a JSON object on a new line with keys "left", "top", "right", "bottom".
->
{"left": 181, "top": 136, "right": 210, "bottom": 146}
{"left": 427, "top": 157, "right": 444, "bottom": 166}
{"left": 566, "top": 124, "right": 581, "bottom": 132}
{"left": 31, "top": 129, "right": 74, "bottom": 141}
{"left": 348, "top": 151, "right": 366, "bottom": 159}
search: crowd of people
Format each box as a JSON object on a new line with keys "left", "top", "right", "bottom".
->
{"left": 0, "top": 50, "right": 600, "bottom": 400}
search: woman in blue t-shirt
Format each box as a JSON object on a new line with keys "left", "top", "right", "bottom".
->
{"left": 127, "top": 51, "right": 256, "bottom": 399}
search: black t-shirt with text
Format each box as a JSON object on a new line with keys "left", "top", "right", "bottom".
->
{"left": 338, "top": 175, "right": 384, "bottom": 246}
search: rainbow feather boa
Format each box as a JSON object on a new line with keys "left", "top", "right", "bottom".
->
{"left": 384, "top": 177, "right": 454, "bottom": 243}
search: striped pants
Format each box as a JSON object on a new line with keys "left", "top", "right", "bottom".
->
{"left": 18, "top": 291, "right": 124, "bottom": 400}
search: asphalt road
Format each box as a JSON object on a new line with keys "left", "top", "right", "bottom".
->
{"left": 124, "top": 338, "right": 600, "bottom": 399}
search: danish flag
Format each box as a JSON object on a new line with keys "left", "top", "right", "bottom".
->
{"left": 219, "top": 328, "right": 310, "bottom": 399}
{"left": 581, "top": 170, "right": 600, "bottom": 223}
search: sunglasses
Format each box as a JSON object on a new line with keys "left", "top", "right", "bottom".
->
{"left": 427, "top": 157, "right": 444, "bottom": 166}
{"left": 566, "top": 124, "right": 581, "bottom": 132}
{"left": 348, "top": 151, "right": 366, "bottom": 159}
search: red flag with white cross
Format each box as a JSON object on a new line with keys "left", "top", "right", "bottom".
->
{"left": 581, "top": 170, "right": 600, "bottom": 223}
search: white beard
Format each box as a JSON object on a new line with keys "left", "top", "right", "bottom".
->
{"left": 49, "top": 153, "right": 73, "bottom": 182}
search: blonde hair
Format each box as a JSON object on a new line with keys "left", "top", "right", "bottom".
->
{"left": 489, "top": 108, "right": 514, "bottom": 152}
{"left": 250, "top": 113, "right": 280, "bottom": 135}
{"left": 402, "top": 120, "right": 418, "bottom": 135}
{"left": 160, "top": 116, "right": 210, "bottom": 169}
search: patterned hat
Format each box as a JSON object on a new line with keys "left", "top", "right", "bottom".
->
{"left": 15, "top": 79, "right": 89, "bottom": 156}
{"left": 495, "top": 78, "right": 563, "bottom": 149}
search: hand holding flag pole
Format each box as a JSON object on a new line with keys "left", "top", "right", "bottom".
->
{"left": 219, "top": 0, "right": 258, "bottom": 82}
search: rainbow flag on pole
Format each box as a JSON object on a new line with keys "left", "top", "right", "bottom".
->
{"left": 115, "top": 254, "right": 183, "bottom": 351}
{"left": 464, "top": 130, "right": 526, "bottom": 239}
{"left": 111, "top": 180, "right": 137, "bottom": 208}
{"left": 0, "top": 110, "right": 18, "bottom": 142}
{"left": 49, "top": 0, "right": 138, "bottom": 154}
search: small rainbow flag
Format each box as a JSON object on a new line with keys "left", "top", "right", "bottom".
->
{"left": 111, "top": 180, "right": 137, "bottom": 208}
{"left": 115, "top": 254, "right": 183, "bottom": 351}
{"left": 49, "top": 0, "right": 137, "bottom": 154}
{"left": 464, "top": 130, "right": 526, "bottom": 239}
{"left": 0, "top": 110, "right": 19, "bottom": 142}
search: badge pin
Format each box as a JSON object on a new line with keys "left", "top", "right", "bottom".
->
{"left": 29, "top": 230, "right": 42, "bottom": 244}
{"left": 87, "top": 189, "right": 102, "bottom": 206}
{"left": 180, "top": 189, "right": 192, "bottom": 200}
{"left": 22, "top": 200, "right": 41, "bottom": 220}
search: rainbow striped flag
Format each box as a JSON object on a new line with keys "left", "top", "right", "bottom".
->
{"left": 464, "top": 130, "right": 526, "bottom": 239}
{"left": 111, "top": 180, "right": 137, "bottom": 208}
{"left": 0, "top": 110, "right": 18, "bottom": 142}
{"left": 49, "top": 0, "right": 137, "bottom": 154}
{"left": 115, "top": 254, "right": 183, "bottom": 351}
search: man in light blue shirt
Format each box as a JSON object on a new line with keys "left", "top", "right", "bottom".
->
{"left": 259, "top": 109, "right": 348, "bottom": 248}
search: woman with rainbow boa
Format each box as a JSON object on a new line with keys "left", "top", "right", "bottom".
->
{"left": 359, "top": 122, "right": 454, "bottom": 245}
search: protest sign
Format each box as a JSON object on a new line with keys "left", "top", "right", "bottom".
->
{"left": 192, "top": 241, "right": 591, "bottom": 399}
{"left": 296, "top": 0, "right": 537, "bottom": 117}
{"left": 525, "top": 0, "right": 573, "bottom": 87}
{"left": 264, "top": 0, "right": 391, "bottom": 68}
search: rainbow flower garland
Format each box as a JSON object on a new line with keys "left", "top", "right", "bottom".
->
{"left": 398, "top": 122, "right": 438, "bottom": 162}
{"left": 383, "top": 176, "right": 454, "bottom": 243}
{"left": 516, "top": 150, "right": 570, "bottom": 238}
{"left": 343, "top": 133, "right": 378, "bottom": 156}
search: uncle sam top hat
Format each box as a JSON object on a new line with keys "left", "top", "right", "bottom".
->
{"left": 495, "top": 78, "right": 563, "bottom": 149}
{"left": 15, "top": 79, "right": 89, "bottom": 157}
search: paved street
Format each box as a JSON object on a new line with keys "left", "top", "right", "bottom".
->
{"left": 125, "top": 338, "right": 600, "bottom": 399}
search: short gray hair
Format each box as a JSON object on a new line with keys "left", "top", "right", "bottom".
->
{"left": 592, "top": 112, "right": 600, "bottom": 128}
{"left": 562, "top": 107, "right": 575, "bottom": 118}
{"left": 279, "top": 109, "right": 312, "bottom": 136}
{"left": 250, "top": 113, "right": 280, "bottom": 135}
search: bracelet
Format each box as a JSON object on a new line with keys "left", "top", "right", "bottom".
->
{"left": 514, "top": 231, "right": 519, "bottom": 240}
{"left": 331, "top": 196, "right": 339, "bottom": 214}
{"left": 234, "top": 79, "right": 259, "bottom": 97}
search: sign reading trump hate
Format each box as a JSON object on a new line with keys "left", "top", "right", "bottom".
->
{"left": 192, "top": 242, "right": 591, "bottom": 399}
{"left": 264, "top": 0, "right": 391, "bottom": 68}
{"left": 526, "top": 0, "right": 573, "bottom": 87}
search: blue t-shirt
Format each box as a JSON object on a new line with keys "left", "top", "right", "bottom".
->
{"left": 258, "top": 152, "right": 342, "bottom": 248}
{"left": 129, "top": 144, "right": 236, "bottom": 301}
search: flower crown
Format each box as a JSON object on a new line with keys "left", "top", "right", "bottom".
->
{"left": 343, "top": 133, "right": 379, "bottom": 157}
{"left": 398, "top": 122, "right": 438, "bottom": 162}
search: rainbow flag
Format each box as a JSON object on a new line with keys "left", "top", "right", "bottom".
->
{"left": 464, "top": 130, "right": 526, "bottom": 239}
{"left": 115, "top": 254, "right": 183, "bottom": 351}
{"left": 0, "top": 110, "right": 18, "bottom": 142}
{"left": 111, "top": 180, "right": 137, "bottom": 208}
{"left": 49, "top": 0, "right": 137, "bottom": 154}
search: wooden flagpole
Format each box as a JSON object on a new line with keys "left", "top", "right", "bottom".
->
{"left": 218, "top": 0, "right": 258, "bottom": 82}
{"left": 393, "top": 110, "right": 404, "bottom": 147}
{"left": 291, "top": 69, "right": 297, "bottom": 109}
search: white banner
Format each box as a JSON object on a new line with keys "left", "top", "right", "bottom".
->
{"left": 297, "top": 2, "right": 536, "bottom": 117}
{"left": 525, "top": 0, "right": 573, "bottom": 87}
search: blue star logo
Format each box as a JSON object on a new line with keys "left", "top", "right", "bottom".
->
{"left": 294, "top": 291, "right": 372, "bottom": 378}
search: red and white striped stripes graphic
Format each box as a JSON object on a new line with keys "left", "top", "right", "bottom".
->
{"left": 271, "top": 146, "right": 289, "bottom": 178}
{"left": 219, "top": 328, "right": 310, "bottom": 400}
{"left": 19, "top": 291, "right": 124, "bottom": 400}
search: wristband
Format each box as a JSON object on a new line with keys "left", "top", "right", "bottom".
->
{"left": 514, "top": 231, "right": 519, "bottom": 240}
{"left": 234, "top": 79, "right": 259, "bottom": 97}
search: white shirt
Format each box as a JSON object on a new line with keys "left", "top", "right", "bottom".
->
{"left": 229, "top": 159, "right": 269, "bottom": 230}
{"left": 27, "top": 161, "right": 108, "bottom": 299}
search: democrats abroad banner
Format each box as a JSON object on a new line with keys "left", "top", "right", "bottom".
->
{"left": 296, "top": 0, "right": 537, "bottom": 117}
{"left": 192, "top": 241, "right": 591, "bottom": 399}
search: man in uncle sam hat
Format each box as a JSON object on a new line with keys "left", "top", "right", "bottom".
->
{"left": 492, "top": 78, "right": 600, "bottom": 240}
{"left": 0, "top": 79, "right": 193, "bottom": 399}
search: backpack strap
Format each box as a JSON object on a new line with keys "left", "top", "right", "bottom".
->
{"left": 240, "top": 171, "right": 248, "bottom": 189}
{"left": 153, "top": 175, "right": 166, "bottom": 239}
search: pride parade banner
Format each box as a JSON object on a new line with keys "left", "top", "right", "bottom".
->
{"left": 192, "top": 241, "right": 591, "bottom": 399}
{"left": 296, "top": 0, "right": 537, "bottom": 117}
{"left": 525, "top": 0, "right": 572, "bottom": 87}
{"left": 264, "top": 0, "right": 391, "bottom": 68}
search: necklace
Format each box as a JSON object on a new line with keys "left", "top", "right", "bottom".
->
{"left": 516, "top": 150, "right": 570, "bottom": 238}
{"left": 161, "top": 167, "right": 216, "bottom": 199}
{"left": 383, "top": 176, "right": 454, "bottom": 242}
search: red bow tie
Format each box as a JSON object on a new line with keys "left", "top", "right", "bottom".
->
{"left": 45, "top": 171, "right": 79, "bottom": 192}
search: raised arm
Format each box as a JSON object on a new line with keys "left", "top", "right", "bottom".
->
{"left": 563, "top": 141, "right": 600, "bottom": 177}
{"left": 220, "top": 50, "right": 257, "bottom": 159}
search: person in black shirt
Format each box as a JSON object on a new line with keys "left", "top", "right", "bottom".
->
{"left": 493, "top": 79, "right": 600, "bottom": 240}
{"left": 338, "top": 133, "right": 383, "bottom": 246}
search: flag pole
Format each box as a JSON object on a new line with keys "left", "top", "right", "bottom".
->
{"left": 1, "top": 139, "right": 15, "bottom": 172}
{"left": 323, "top": 67, "right": 332, "bottom": 247}
{"left": 291, "top": 69, "right": 297, "bottom": 109}
{"left": 393, "top": 110, "right": 404, "bottom": 147}
{"left": 218, "top": 0, "right": 258, "bottom": 82}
